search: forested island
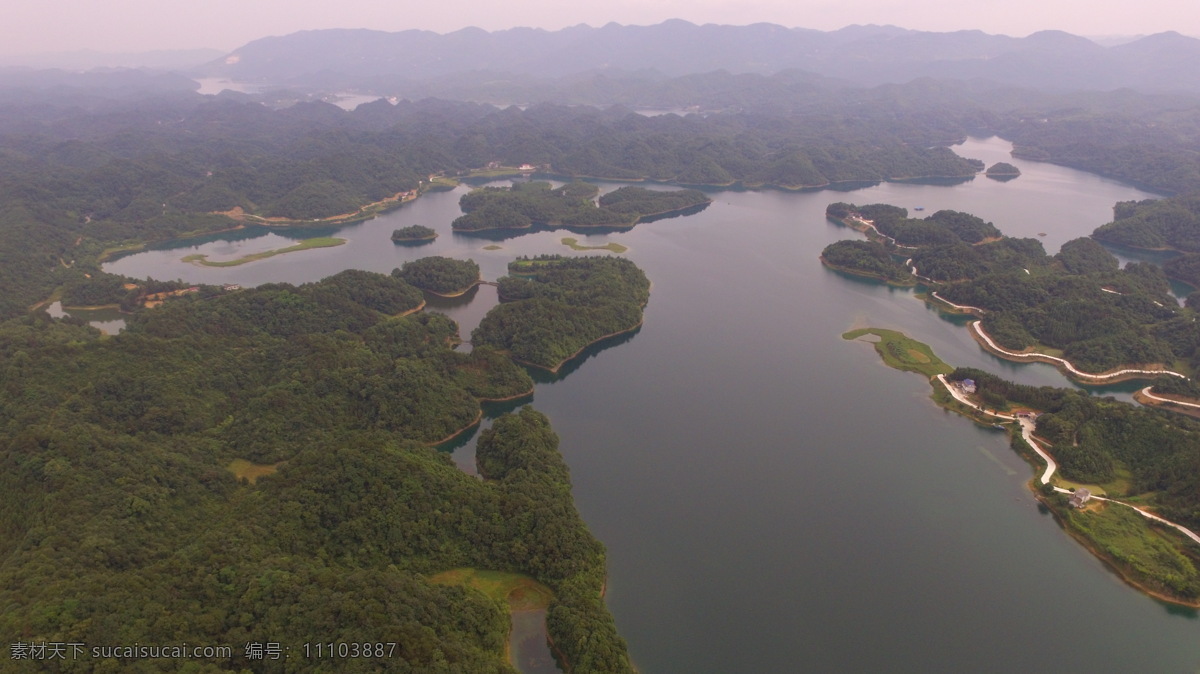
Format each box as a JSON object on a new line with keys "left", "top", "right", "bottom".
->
{"left": 473, "top": 255, "right": 651, "bottom": 371}
{"left": 392, "top": 224, "right": 438, "bottom": 242}
{"left": 452, "top": 181, "right": 710, "bottom": 232}
{"left": 394, "top": 256, "right": 481, "bottom": 296}
{"left": 985, "top": 162, "right": 1021, "bottom": 180}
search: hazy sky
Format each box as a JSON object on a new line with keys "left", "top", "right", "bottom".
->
{"left": 5, "top": 0, "right": 1198, "bottom": 56}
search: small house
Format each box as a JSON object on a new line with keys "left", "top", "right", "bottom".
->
{"left": 961, "top": 379, "right": 977, "bottom": 394}
{"left": 1068, "top": 489, "right": 1092, "bottom": 508}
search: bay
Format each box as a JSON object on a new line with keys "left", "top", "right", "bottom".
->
{"left": 105, "top": 137, "right": 1200, "bottom": 672}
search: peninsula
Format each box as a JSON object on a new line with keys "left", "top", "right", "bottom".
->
{"left": 391, "top": 224, "right": 438, "bottom": 242}
{"left": 181, "top": 237, "right": 345, "bottom": 267}
{"left": 473, "top": 255, "right": 650, "bottom": 372}
{"left": 847, "top": 328, "right": 1200, "bottom": 606}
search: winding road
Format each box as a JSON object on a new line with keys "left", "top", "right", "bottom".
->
{"left": 1139, "top": 387, "right": 1200, "bottom": 410}
{"left": 935, "top": 374, "right": 1200, "bottom": 546}
{"left": 971, "top": 321, "right": 1188, "bottom": 382}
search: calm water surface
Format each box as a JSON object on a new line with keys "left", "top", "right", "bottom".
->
{"left": 106, "top": 138, "right": 1200, "bottom": 672}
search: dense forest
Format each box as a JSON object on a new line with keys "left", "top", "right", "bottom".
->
{"left": 454, "top": 181, "right": 633, "bottom": 231}
{"left": 392, "top": 224, "right": 438, "bottom": 241}
{"left": 0, "top": 272, "right": 644, "bottom": 671}
{"left": 819, "top": 239, "right": 913, "bottom": 284}
{"left": 1092, "top": 193, "right": 1200, "bottom": 252}
{"left": 827, "top": 202, "right": 1002, "bottom": 247}
{"left": 826, "top": 202, "right": 1197, "bottom": 373}
{"left": 595, "top": 185, "right": 711, "bottom": 214}
{"left": 452, "top": 181, "right": 710, "bottom": 232}
{"left": 394, "top": 256, "right": 481, "bottom": 295}
{"left": 473, "top": 256, "right": 651, "bottom": 370}
{"left": 937, "top": 236, "right": 1191, "bottom": 373}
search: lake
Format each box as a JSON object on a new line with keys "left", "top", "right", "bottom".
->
{"left": 106, "top": 137, "right": 1200, "bottom": 672}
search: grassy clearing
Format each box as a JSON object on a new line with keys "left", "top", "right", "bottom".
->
{"left": 183, "top": 237, "right": 345, "bottom": 267}
{"left": 508, "top": 258, "right": 559, "bottom": 274}
{"left": 226, "top": 459, "right": 283, "bottom": 484}
{"left": 1065, "top": 502, "right": 1200, "bottom": 598}
{"left": 428, "top": 568, "right": 554, "bottom": 611}
{"left": 429, "top": 176, "right": 459, "bottom": 189}
{"left": 842, "top": 327, "right": 954, "bottom": 378}
{"left": 561, "top": 237, "right": 627, "bottom": 253}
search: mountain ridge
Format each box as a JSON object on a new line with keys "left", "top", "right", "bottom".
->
{"left": 200, "top": 21, "right": 1200, "bottom": 93}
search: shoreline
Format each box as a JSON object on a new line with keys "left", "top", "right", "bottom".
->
{"left": 421, "top": 280, "right": 483, "bottom": 298}
{"left": 427, "top": 409, "right": 483, "bottom": 446}
{"left": 1032, "top": 488, "right": 1200, "bottom": 609}
{"left": 478, "top": 386, "right": 535, "bottom": 403}
{"left": 819, "top": 256, "right": 917, "bottom": 286}
{"left": 515, "top": 319, "right": 644, "bottom": 374}
{"left": 1134, "top": 387, "right": 1200, "bottom": 418}
{"left": 395, "top": 300, "right": 427, "bottom": 317}
{"left": 969, "top": 321, "right": 1189, "bottom": 384}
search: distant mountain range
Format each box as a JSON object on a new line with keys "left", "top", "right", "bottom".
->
{"left": 200, "top": 21, "right": 1200, "bottom": 93}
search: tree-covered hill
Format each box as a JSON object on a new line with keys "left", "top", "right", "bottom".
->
{"left": 473, "top": 256, "right": 651, "bottom": 371}
{"left": 1093, "top": 193, "right": 1200, "bottom": 252}
{"left": 395, "top": 256, "right": 481, "bottom": 295}
{"left": 0, "top": 272, "right": 638, "bottom": 671}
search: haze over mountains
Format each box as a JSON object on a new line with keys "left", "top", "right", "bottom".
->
{"left": 202, "top": 20, "right": 1200, "bottom": 93}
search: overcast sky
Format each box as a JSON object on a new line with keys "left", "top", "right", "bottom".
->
{"left": 4, "top": 0, "right": 1198, "bottom": 56}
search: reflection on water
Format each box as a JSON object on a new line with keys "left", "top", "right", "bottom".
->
{"left": 510, "top": 610, "right": 559, "bottom": 674}
{"left": 44, "top": 301, "right": 126, "bottom": 334}
{"left": 526, "top": 328, "right": 642, "bottom": 385}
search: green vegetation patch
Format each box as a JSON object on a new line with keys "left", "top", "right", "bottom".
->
{"left": 474, "top": 255, "right": 650, "bottom": 371}
{"left": 453, "top": 181, "right": 709, "bottom": 233}
{"left": 596, "top": 185, "right": 710, "bottom": 217}
{"left": 394, "top": 256, "right": 481, "bottom": 295}
{"left": 392, "top": 224, "right": 438, "bottom": 241}
{"left": 430, "top": 568, "right": 555, "bottom": 611}
{"left": 842, "top": 327, "right": 953, "bottom": 377}
{"left": 226, "top": 458, "right": 283, "bottom": 484}
{"left": 182, "top": 237, "right": 344, "bottom": 267}
{"left": 821, "top": 240, "right": 914, "bottom": 285}
{"left": 1093, "top": 194, "right": 1200, "bottom": 252}
{"left": 1064, "top": 502, "right": 1200, "bottom": 599}
{"left": 561, "top": 237, "right": 628, "bottom": 253}
{"left": 985, "top": 162, "right": 1021, "bottom": 179}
